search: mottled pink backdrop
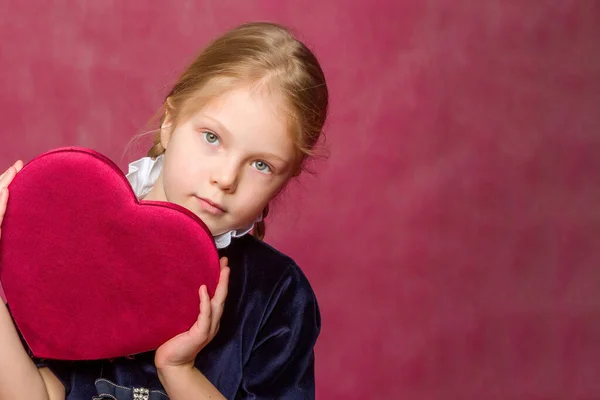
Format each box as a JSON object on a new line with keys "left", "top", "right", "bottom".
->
{"left": 1, "top": 1, "right": 599, "bottom": 399}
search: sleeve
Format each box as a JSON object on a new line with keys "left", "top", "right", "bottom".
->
{"left": 236, "top": 264, "right": 322, "bottom": 400}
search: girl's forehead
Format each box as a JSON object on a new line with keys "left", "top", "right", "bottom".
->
{"left": 204, "top": 84, "right": 286, "bottom": 115}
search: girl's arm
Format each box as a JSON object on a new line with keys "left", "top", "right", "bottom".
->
{"left": 155, "top": 259, "right": 230, "bottom": 399}
{"left": 160, "top": 263, "right": 321, "bottom": 400}
{"left": 157, "top": 365, "right": 225, "bottom": 400}
{"left": 0, "top": 300, "right": 64, "bottom": 400}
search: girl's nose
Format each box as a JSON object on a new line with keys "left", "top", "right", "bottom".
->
{"left": 210, "top": 161, "right": 239, "bottom": 193}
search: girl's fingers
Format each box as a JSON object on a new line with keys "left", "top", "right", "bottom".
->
{"left": 210, "top": 266, "right": 230, "bottom": 336}
{"left": 0, "top": 189, "right": 7, "bottom": 217}
{"left": 196, "top": 285, "right": 212, "bottom": 335}
{"left": 0, "top": 163, "right": 13, "bottom": 181}
{"left": 0, "top": 161, "right": 23, "bottom": 240}
{"left": 0, "top": 188, "right": 8, "bottom": 240}
{"left": 219, "top": 256, "right": 228, "bottom": 271}
{"left": 211, "top": 267, "right": 230, "bottom": 315}
{"left": 0, "top": 161, "right": 22, "bottom": 190}
{"left": 0, "top": 167, "right": 15, "bottom": 189}
{"left": 214, "top": 266, "right": 230, "bottom": 303}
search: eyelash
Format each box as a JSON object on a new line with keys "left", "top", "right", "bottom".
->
{"left": 201, "top": 131, "right": 273, "bottom": 174}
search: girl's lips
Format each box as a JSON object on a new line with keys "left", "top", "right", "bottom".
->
{"left": 197, "top": 197, "right": 226, "bottom": 215}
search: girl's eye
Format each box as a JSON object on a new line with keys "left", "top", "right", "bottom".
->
{"left": 252, "top": 161, "right": 272, "bottom": 173}
{"left": 202, "top": 131, "right": 220, "bottom": 145}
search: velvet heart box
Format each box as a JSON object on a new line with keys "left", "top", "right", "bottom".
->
{"left": 0, "top": 147, "right": 220, "bottom": 360}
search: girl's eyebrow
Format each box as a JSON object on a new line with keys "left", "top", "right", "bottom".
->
{"left": 201, "top": 114, "right": 232, "bottom": 137}
{"left": 257, "top": 152, "right": 291, "bottom": 164}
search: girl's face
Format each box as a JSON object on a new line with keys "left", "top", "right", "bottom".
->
{"left": 145, "top": 86, "right": 297, "bottom": 236}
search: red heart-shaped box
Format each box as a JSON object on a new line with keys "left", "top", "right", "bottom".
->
{"left": 0, "top": 147, "right": 220, "bottom": 360}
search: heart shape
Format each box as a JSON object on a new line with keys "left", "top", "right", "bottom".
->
{"left": 0, "top": 147, "right": 220, "bottom": 360}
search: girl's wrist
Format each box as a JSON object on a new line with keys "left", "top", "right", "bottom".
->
{"left": 156, "top": 361, "right": 194, "bottom": 376}
{"left": 156, "top": 362, "right": 194, "bottom": 391}
{"left": 156, "top": 363, "right": 225, "bottom": 400}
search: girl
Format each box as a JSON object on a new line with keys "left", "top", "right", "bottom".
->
{"left": 0, "top": 21, "right": 328, "bottom": 400}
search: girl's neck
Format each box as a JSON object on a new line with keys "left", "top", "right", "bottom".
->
{"left": 141, "top": 176, "right": 165, "bottom": 202}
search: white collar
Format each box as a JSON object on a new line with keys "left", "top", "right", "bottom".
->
{"left": 125, "top": 154, "right": 257, "bottom": 249}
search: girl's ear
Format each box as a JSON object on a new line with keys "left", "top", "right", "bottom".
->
{"left": 160, "top": 99, "right": 174, "bottom": 150}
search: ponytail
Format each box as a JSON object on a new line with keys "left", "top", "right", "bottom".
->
{"left": 146, "top": 132, "right": 165, "bottom": 158}
{"left": 252, "top": 205, "right": 270, "bottom": 240}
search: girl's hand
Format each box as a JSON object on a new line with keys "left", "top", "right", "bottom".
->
{"left": 155, "top": 257, "right": 230, "bottom": 369}
{"left": 0, "top": 160, "right": 24, "bottom": 239}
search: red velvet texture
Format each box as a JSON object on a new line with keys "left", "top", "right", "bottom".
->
{"left": 0, "top": 147, "right": 220, "bottom": 360}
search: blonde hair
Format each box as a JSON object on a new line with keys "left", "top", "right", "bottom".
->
{"left": 147, "top": 22, "right": 329, "bottom": 240}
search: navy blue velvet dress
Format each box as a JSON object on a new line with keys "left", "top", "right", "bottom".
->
{"left": 29, "top": 234, "right": 321, "bottom": 399}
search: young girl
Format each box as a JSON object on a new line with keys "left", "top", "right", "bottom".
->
{"left": 0, "top": 21, "right": 328, "bottom": 400}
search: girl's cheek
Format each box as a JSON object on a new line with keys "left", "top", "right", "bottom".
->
{"left": 246, "top": 176, "right": 279, "bottom": 199}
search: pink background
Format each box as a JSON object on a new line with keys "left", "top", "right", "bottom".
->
{"left": 1, "top": 1, "right": 600, "bottom": 399}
